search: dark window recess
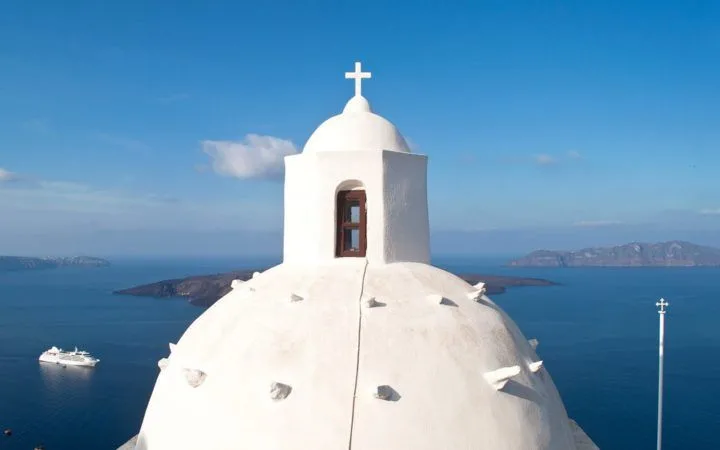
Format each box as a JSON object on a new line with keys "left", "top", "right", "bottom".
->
{"left": 336, "top": 190, "right": 367, "bottom": 257}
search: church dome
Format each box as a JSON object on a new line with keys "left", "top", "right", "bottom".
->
{"left": 134, "top": 261, "right": 579, "bottom": 450}
{"left": 303, "top": 95, "right": 411, "bottom": 154}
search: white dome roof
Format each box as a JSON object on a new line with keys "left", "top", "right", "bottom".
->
{"left": 135, "top": 260, "right": 578, "bottom": 450}
{"left": 303, "top": 95, "right": 411, "bottom": 154}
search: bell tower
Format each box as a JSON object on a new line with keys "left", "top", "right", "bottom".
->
{"left": 282, "top": 62, "right": 430, "bottom": 265}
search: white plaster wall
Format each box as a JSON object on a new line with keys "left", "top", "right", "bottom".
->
{"left": 283, "top": 154, "right": 319, "bottom": 262}
{"left": 135, "top": 261, "right": 366, "bottom": 450}
{"left": 382, "top": 151, "right": 430, "bottom": 264}
{"left": 135, "top": 260, "right": 579, "bottom": 450}
{"left": 283, "top": 151, "right": 384, "bottom": 264}
{"left": 283, "top": 150, "right": 429, "bottom": 265}
{"left": 353, "top": 262, "right": 577, "bottom": 450}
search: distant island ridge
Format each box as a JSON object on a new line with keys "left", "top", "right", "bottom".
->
{"left": 0, "top": 256, "right": 110, "bottom": 272}
{"left": 509, "top": 240, "right": 720, "bottom": 267}
{"left": 114, "top": 271, "right": 557, "bottom": 307}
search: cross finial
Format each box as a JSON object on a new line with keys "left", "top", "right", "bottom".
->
{"left": 345, "top": 61, "right": 372, "bottom": 97}
{"left": 656, "top": 298, "right": 669, "bottom": 314}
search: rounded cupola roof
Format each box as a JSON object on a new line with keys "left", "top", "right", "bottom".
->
{"left": 302, "top": 95, "right": 411, "bottom": 154}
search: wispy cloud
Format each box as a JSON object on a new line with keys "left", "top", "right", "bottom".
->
{"left": 501, "top": 150, "right": 583, "bottom": 166}
{"left": 0, "top": 167, "right": 281, "bottom": 238}
{"left": 567, "top": 150, "right": 582, "bottom": 159}
{"left": 0, "top": 177, "right": 178, "bottom": 215}
{"left": 534, "top": 154, "right": 556, "bottom": 165}
{"left": 202, "top": 134, "right": 299, "bottom": 179}
{"left": 572, "top": 220, "right": 623, "bottom": 227}
{"left": 0, "top": 167, "right": 20, "bottom": 182}
{"left": 699, "top": 208, "right": 720, "bottom": 215}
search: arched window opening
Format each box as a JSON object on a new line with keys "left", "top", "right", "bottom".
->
{"left": 336, "top": 190, "right": 367, "bottom": 257}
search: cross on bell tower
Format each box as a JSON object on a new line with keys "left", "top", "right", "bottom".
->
{"left": 345, "top": 61, "right": 372, "bottom": 97}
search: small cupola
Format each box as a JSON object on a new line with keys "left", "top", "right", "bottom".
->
{"left": 282, "top": 62, "right": 430, "bottom": 265}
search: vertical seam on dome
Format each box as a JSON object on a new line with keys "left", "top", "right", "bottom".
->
{"left": 347, "top": 258, "right": 369, "bottom": 450}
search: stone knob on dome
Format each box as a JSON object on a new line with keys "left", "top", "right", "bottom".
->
{"left": 343, "top": 95, "right": 372, "bottom": 114}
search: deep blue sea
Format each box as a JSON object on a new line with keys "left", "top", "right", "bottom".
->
{"left": 0, "top": 257, "right": 718, "bottom": 450}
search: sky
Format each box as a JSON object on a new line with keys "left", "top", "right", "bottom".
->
{"left": 1, "top": 0, "right": 719, "bottom": 257}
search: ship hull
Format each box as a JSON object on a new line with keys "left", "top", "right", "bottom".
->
{"left": 39, "top": 353, "right": 99, "bottom": 367}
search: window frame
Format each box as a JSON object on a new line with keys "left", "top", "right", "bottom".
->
{"left": 335, "top": 189, "right": 367, "bottom": 257}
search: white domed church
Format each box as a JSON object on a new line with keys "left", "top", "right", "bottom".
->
{"left": 125, "top": 62, "right": 597, "bottom": 450}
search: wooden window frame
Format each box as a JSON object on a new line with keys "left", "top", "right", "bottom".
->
{"left": 335, "top": 190, "right": 367, "bottom": 257}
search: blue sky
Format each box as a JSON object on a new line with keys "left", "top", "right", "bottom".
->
{"left": 1, "top": 0, "right": 719, "bottom": 256}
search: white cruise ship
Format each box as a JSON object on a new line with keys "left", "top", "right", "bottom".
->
{"left": 39, "top": 346, "right": 100, "bottom": 367}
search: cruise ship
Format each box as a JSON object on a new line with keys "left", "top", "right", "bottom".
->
{"left": 39, "top": 346, "right": 100, "bottom": 367}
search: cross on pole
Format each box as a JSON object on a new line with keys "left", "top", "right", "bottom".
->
{"left": 655, "top": 298, "right": 669, "bottom": 450}
{"left": 345, "top": 61, "right": 372, "bottom": 97}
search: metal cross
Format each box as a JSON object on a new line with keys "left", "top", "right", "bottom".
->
{"left": 345, "top": 61, "right": 372, "bottom": 97}
{"left": 656, "top": 298, "right": 669, "bottom": 314}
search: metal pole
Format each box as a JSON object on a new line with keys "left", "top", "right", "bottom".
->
{"left": 656, "top": 298, "right": 668, "bottom": 450}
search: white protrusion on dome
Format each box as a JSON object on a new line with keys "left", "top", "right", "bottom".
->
{"left": 529, "top": 338, "right": 540, "bottom": 350}
{"left": 289, "top": 292, "right": 304, "bottom": 302}
{"left": 374, "top": 385, "right": 395, "bottom": 401}
{"left": 270, "top": 382, "right": 292, "bottom": 401}
{"left": 529, "top": 361, "right": 544, "bottom": 373}
{"left": 467, "top": 282, "right": 487, "bottom": 302}
{"left": 183, "top": 368, "right": 207, "bottom": 388}
{"left": 343, "top": 95, "right": 372, "bottom": 114}
{"left": 252, "top": 271, "right": 261, "bottom": 278}
{"left": 158, "top": 358, "right": 169, "bottom": 371}
{"left": 230, "top": 279, "right": 244, "bottom": 289}
{"left": 168, "top": 343, "right": 176, "bottom": 353}
{"left": 426, "top": 294, "right": 443, "bottom": 304}
{"left": 343, "top": 95, "right": 372, "bottom": 113}
{"left": 363, "top": 295, "right": 380, "bottom": 308}
{"left": 484, "top": 365, "right": 521, "bottom": 391}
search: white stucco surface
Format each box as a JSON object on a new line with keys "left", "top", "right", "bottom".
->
{"left": 283, "top": 149, "right": 429, "bottom": 265}
{"left": 135, "top": 261, "right": 579, "bottom": 449}
{"left": 130, "top": 62, "right": 596, "bottom": 449}
{"left": 303, "top": 95, "right": 411, "bottom": 154}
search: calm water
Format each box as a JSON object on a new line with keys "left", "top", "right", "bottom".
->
{"left": 0, "top": 257, "right": 718, "bottom": 449}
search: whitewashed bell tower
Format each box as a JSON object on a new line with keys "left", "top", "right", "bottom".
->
{"left": 283, "top": 62, "right": 430, "bottom": 265}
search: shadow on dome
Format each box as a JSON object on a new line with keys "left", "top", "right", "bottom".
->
{"left": 502, "top": 380, "right": 543, "bottom": 404}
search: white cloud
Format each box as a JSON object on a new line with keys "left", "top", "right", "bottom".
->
{"left": 567, "top": 150, "right": 582, "bottom": 159}
{"left": 572, "top": 220, "right": 623, "bottom": 227}
{"left": 202, "top": 134, "right": 299, "bottom": 179}
{"left": 699, "top": 208, "right": 720, "bottom": 215}
{"left": 534, "top": 154, "right": 556, "bottom": 165}
{"left": 0, "top": 168, "right": 19, "bottom": 182}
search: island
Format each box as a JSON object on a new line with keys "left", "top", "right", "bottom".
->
{"left": 508, "top": 240, "right": 720, "bottom": 267}
{"left": 114, "top": 270, "right": 557, "bottom": 307}
{"left": 0, "top": 255, "right": 110, "bottom": 272}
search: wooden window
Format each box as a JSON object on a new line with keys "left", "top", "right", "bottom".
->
{"left": 336, "top": 190, "right": 367, "bottom": 257}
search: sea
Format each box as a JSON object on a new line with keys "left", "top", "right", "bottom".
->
{"left": 0, "top": 256, "right": 718, "bottom": 450}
